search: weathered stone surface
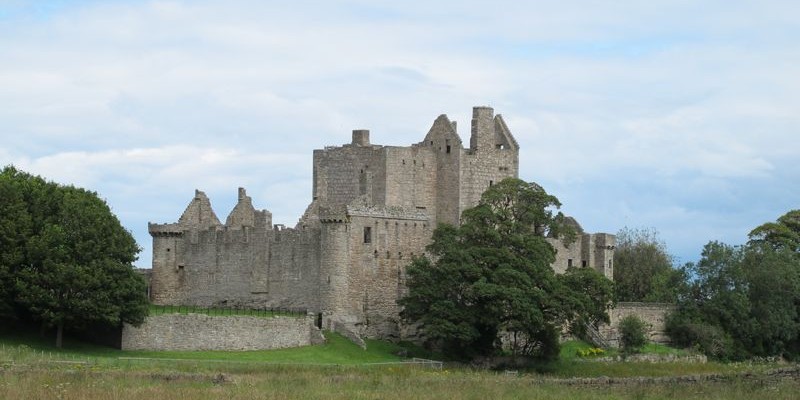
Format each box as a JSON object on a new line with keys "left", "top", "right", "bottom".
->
{"left": 147, "top": 106, "right": 618, "bottom": 342}
{"left": 599, "top": 302, "right": 676, "bottom": 348}
{"left": 121, "top": 313, "right": 321, "bottom": 351}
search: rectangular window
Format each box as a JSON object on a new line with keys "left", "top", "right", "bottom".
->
{"left": 446, "top": 145, "right": 451, "bottom": 153}
{"left": 363, "top": 227, "right": 372, "bottom": 244}
{"left": 581, "top": 260, "right": 587, "bottom": 268}
{"left": 567, "top": 259, "right": 573, "bottom": 268}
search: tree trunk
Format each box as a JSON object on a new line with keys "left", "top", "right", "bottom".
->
{"left": 56, "top": 321, "right": 63, "bottom": 348}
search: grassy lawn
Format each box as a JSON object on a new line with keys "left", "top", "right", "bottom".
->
{"left": 1, "top": 328, "right": 797, "bottom": 399}
{"left": 0, "top": 326, "right": 413, "bottom": 365}
{"left": 0, "top": 361, "right": 797, "bottom": 400}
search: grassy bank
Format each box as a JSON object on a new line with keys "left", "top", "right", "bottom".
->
{"left": 1, "top": 362, "right": 798, "bottom": 400}
{"left": 0, "top": 327, "right": 418, "bottom": 366}
{"left": 1, "top": 328, "right": 797, "bottom": 399}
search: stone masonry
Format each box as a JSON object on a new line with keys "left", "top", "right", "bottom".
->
{"left": 147, "top": 106, "right": 616, "bottom": 341}
{"left": 121, "top": 313, "right": 324, "bottom": 351}
{"left": 600, "top": 302, "right": 676, "bottom": 348}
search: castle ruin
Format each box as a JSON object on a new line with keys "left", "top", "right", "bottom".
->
{"left": 148, "top": 106, "right": 615, "bottom": 340}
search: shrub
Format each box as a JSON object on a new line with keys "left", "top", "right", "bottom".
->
{"left": 665, "top": 319, "right": 736, "bottom": 360}
{"left": 619, "top": 315, "right": 648, "bottom": 354}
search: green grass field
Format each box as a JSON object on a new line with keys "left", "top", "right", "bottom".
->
{"left": 1, "top": 327, "right": 797, "bottom": 399}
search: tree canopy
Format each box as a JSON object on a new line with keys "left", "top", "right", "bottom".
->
{"left": 400, "top": 178, "right": 613, "bottom": 360}
{"left": 612, "top": 227, "right": 686, "bottom": 303}
{"left": 0, "top": 166, "right": 148, "bottom": 347}
{"left": 666, "top": 210, "right": 800, "bottom": 360}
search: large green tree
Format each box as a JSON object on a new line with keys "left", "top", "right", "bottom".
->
{"left": 749, "top": 210, "right": 800, "bottom": 253}
{"left": 0, "top": 166, "right": 148, "bottom": 347}
{"left": 667, "top": 210, "right": 800, "bottom": 360}
{"left": 400, "top": 178, "right": 613, "bottom": 360}
{"left": 613, "top": 227, "right": 686, "bottom": 303}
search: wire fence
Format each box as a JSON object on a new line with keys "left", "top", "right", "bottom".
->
{"left": 148, "top": 304, "right": 308, "bottom": 318}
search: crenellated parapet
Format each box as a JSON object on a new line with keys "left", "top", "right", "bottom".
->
{"left": 148, "top": 222, "right": 184, "bottom": 237}
{"left": 146, "top": 106, "right": 616, "bottom": 343}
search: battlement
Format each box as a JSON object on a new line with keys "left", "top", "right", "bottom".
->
{"left": 147, "top": 106, "right": 613, "bottom": 341}
{"left": 148, "top": 223, "right": 184, "bottom": 237}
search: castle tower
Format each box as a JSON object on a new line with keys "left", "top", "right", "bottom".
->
{"left": 457, "top": 106, "right": 520, "bottom": 220}
{"left": 470, "top": 106, "right": 496, "bottom": 151}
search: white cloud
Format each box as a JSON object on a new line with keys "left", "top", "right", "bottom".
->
{"left": 1, "top": 0, "right": 798, "bottom": 267}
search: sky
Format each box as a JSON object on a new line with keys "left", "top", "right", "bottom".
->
{"left": 1, "top": 0, "right": 798, "bottom": 268}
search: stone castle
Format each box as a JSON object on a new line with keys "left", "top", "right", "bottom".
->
{"left": 148, "top": 106, "right": 615, "bottom": 341}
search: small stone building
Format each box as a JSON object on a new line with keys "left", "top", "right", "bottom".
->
{"left": 148, "top": 106, "right": 615, "bottom": 340}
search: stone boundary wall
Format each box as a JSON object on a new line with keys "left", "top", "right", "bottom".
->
{"left": 600, "top": 302, "right": 675, "bottom": 348}
{"left": 121, "top": 313, "right": 324, "bottom": 351}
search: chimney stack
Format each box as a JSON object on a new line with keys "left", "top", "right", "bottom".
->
{"left": 352, "top": 129, "right": 370, "bottom": 146}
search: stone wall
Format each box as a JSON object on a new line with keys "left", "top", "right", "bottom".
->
{"left": 548, "top": 233, "right": 615, "bottom": 280}
{"left": 149, "top": 189, "right": 321, "bottom": 310}
{"left": 340, "top": 212, "right": 431, "bottom": 339}
{"left": 150, "top": 225, "right": 322, "bottom": 309}
{"left": 600, "top": 302, "right": 675, "bottom": 347}
{"left": 146, "top": 106, "right": 616, "bottom": 342}
{"left": 121, "top": 313, "right": 323, "bottom": 351}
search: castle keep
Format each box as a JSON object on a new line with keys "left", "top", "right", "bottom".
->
{"left": 148, "top": 106, "right": 614, "bottom": 340}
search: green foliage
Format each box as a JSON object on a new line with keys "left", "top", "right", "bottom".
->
{"left": 666, "top": 317, "right": 736, "bottom": 360}
{"left": 619, "top": 315, "right": 648, "bottom": 354}
{"left": 0, "top": 166, "right": 148, "bottom": 347}
{"left": 748, "top": 210, "right": 800, "bottom": 252}
{"left": 400, "top": 178, "right": 613, "bottom": 361}
{"left": 613, "top": 227, "right": 687, "bottom": 302}
{"left": 667, "top": 211, "right": 800, "bottom": 360}
{"left": 576, "top": 347, "right": 605, "bottom": 357}
{"left": 561, "top": 265, "right": 615, "bottom": 338}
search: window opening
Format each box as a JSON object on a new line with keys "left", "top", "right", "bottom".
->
{"left": 363, "top": 227, "right": 372, "bottom": 243}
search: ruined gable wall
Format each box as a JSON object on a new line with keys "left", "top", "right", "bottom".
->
{"left": 458, "top": 108, "right": 519, "bottom": 218}
{"left": 419, "top": 115, "right": 464, "bottom": 226}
